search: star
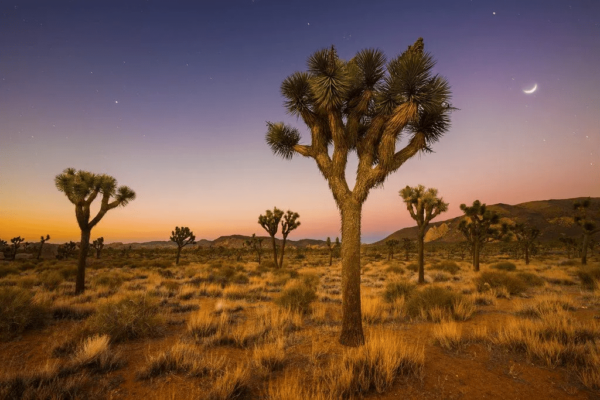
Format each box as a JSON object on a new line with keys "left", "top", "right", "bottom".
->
{"left": 115, "top": 101, "right": 119, "bottom": 104}
{"left": 493, "top": 12, "right": 496, "bottom": 15}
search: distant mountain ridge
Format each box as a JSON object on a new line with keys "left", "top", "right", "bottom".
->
{"left": 371, "top": 197, "right": 599, "bottom": 246}
{"left": 105, "top": 235, "right": 328, "bottom": 249}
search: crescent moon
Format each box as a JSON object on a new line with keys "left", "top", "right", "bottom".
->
{"left": 523, "top": 84, "right": 537, "bottom": 94}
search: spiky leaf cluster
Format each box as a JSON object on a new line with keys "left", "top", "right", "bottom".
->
{"left": 386, "top": 239, "right": 400, "bottom": 248}
{"left": 281, "top": 210, "right": 301, "bottom": 237}
{"left": 170, "top": 227, "right": 196, "bottom": 249}
{"left": 399, "top": 184, "right": 448, "bottom": 228}
{"left": 573, "top": 198, "right": 599, "bottom": 234}
{"left": 92, "top": 237, "right": 104, "bottom": 250}
{"left": 258, "top": 208, "right": 284, "bottom": 237}
{"left": 40, "top": 234, "right": 50, "bottom": 244}
{"left": 458, "top": 200, "right": 502, "bottom": 245}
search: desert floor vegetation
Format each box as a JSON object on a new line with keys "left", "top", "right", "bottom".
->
{"left": 0, "top": 252, "right": 599, "bottom": 399}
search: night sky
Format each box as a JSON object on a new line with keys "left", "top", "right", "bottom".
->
{"left": 1, "top": 0, "right": 599, "bottom": 244}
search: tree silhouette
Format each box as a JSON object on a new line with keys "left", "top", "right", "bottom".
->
{"left": 279, "top": 210, "right": 300, "bottom": 268}
{"left": 326, "top": 237, "right": 333, "bottom": 265}
{"left": 458, "top": 200, "right": 502, "bottom": 272}
{"left": 245, "top": 233, "right": 264, "bottom": 264}
{"left": 170, "top": 227, "right": 196, "bottom": 265}
{"left": 92, "top": 237, "right": 105, "bottom": 259}
{"left": 385, "top": 239, "right": 399, "bottom": 260}
{"left": 55, "top": 168, "right": 136, "bottom": 294}
{"left": 559, "top": 236, "right": 578, "bottom": 259}
{"left": 265, "top": 39, "right": 453, "bottom": 346}
{"left": 573, "top": 198, "right": 599, "bottom": 265}
{"left": 57, "top": 241, "right": 78, "bottom": 260}
{"left": 507, "top": 223, "right": 539, "bottom": 265}
{"left": 0, "top": 239, "right": 7, "bottom": 258}
{"left": 10, "top": 236, "right": 25, "bottom": 260}
{"left": 399, "top": 185, "right": 448, "bottom": 283}
{"left": 36, "top": 235, "right": 50, "bottom": 260}
{"left": 258, "top": 207, "right": 284, "bottom": 268}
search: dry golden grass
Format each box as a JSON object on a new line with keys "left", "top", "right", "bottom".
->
{"left": 432, "top": 321, "right": 463, "bottom": 350}
{"left": 252, "top": 337, "right": 286, "bottom": 372}
{"left": 137, "top": 342, "right": 225, "bottom": 379}
{"left": 68, "top": 334, "right": 122, "bottom": 372}
{"left": 206, "top": 363, "right": 251, "bottom": 400}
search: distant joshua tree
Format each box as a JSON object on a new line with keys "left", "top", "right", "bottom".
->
{"left": 326, "top": 237, "right": 334, "bottom": 265}
{"left": 10, "top": 236, "right": 25, "bottom": 260}
{"left": 399, "top": 185, "right": 448, "bottom": 283}
{"left": 573, "top": 198, "right": 599, "bottom": 265}
{"left": 245, "top": 233, "right": 264, "bottom": 264}
{"left": 458, "top": 200, "right": 502, "bottom": 272}
{"left": 92, "top": 237, "right": 105, "bottom": 259}
{"left": 265, "top": 39, "right": 453, "bottom": 346}
{"left": 57, "top": 241, "right": 78, "bottom": 260}
{"left": 55, "top": 168, "right": 136, "bottom": 294}
{"left": 385, "top": 239, "right": 399, "bottom": 261}
{"left": 258, "top": 208, "right": 284, "bottom": 268}
{"left": 559, "top": 236, "right": 578, "bottom": 259}
{"left": 401, "top": 238, "right": 415, "bottom": 261}
{"left": 508, "top": 223, "right": 540, "bottom": 265}
{"left": 334, "top": 237, "right": 341, "bottom": 259}
{"left": 278, "top": 210, "right": 301, "bottom": 268}
{"left": 0, "top": 239, "right": 6, "bottom": 256}
{"left": 170, "top": 227, "right": 196, "bottom": 265}
{"left": 36, "top": 235, "right": 51, "bottom": 260}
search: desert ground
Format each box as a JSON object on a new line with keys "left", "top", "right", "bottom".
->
{"left": 1, "top": 247, "right": 599, "bottom": 400}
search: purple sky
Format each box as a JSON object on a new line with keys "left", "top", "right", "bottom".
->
{"left": 1, "top": 0, "right": 599, "bottom": 244}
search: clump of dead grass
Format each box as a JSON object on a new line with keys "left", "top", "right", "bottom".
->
{"left": 137, "top": 342, "right": 225, "bottom": 379}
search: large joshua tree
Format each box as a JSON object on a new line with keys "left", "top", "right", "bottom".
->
{"left": 36, "top": 234, "right": 51, "bottom": 260}
{"left": 170, "top": 227, "right": 196, "bottom": 265}
{"left": 278, "top": 210, "right": 301, "bottom": 268}
{"left": 258, "top": 207, "right": 284, "bottom": 268}
{"left": 458, "top": 200, "right": 501, "bottom": 272}
{"left": 399, "top": 185, "right": 448, "bottom": 283}
{"left": 265, "top": 39, "right": 453, "bottom": 346}
{"left": 55, "top": 168, "right": 136, "bottom": 294}
{"left": 573, "top": 198, "right": 599, "bottom": 265}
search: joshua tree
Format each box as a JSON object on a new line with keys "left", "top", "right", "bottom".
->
{"left": 36, "top": 235, "right": 51, "bottom": 260}
{"left": 399, "top": 185, "right": 448, "bottom": 283}
{"left": 245, "top": 233, "right": 264, "bottom": 264}
{"left": 401, "top": 238, "right": 414, "bottom": 261}
{"left": 507, "top": 223, "right": 540, "bottom": 265}
{"left": 92, "top": 237, "right": 105, "bottom": 259}
{"left": 57, "top": 241, "right": 78, "bottom": 260}
{"left": 265, "top": 39, "right": 453, "bottom": 346}
{"left": 258, "top": 207, "right": 284, "bottom": 268}
{"left": 573, "top": 198, "right": 599, "bottom": 265}
{"left": 454, "top": 241, "right": 470, "bottom": 261}
{"left": 170, "top": 227, "right": 196, "bottom": 265}
{"left": 385, "top": 239, "right": 399, "bottom": 260}
{"left": 55, "top": 168, "right": 136, "bottom": 294}
{"left": 326, "top": 237, "right": 334, "bottom": 265}
{"left": 10, "top": 236, "right": 25, "bottom": 260}
{"left": 458, "top": 200, "right": 502, "bottom": 272}
{"left": 0, "top": 239, "right": 6, "bottom": 257}
{"left": 559, "top": 236, "right": 578, "bottom": 259}
{"left": 278, "top": 210, "right": 301, "bottom": 268}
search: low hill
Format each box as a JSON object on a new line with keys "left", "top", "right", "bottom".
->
{"left": 104, "top": 235, "right": 328, "bottom": 249}
{"left": 372, "top": 197, "right": 599, "bottom": 246}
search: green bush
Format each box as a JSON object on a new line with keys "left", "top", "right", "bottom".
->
{"left": 474, "top": 271, "right": 528, "bottom": 295}
{"left": 382, "top": 281, "right": 416, "bottom": 303}
{"left": 0, "top": 287, "right": 48, "bottom": 339}
{"left": 490, "top": 262, "right": 517, "bottom": 272}
{"left": 577, "top": 266, "right": 600, "bottom": 290}
{"left": 404, "top": 286, "right": 461, "bottom": 319}
{"left": 275, "top": 283, "right": 317, "bottom": 314}
{"left": 430, "top": 261, "right": 461, "bottom": 275}
{"left": 86, "top": 294, "right": 165, "bottom": 342}
{"left": 516, "top": 272, "right": 545, "bottom": 287}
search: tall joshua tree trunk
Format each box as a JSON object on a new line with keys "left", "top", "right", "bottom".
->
{"left": 339, "top": 200, "right": 363, "bottom": 346}
{"left": 77, "top": 229, "right": 91, "bottom": 293}
{"left": 271, "top": 236, "right": 279, "bottom": 268}
{"left": 417, "top": 230, "right": 425, "bottom": 283}
{"left": 473, "top": 239, "right": 480, "bottom": 272}
{"left": 176, "top": 247, "right": 182, "bottom": 265}
{"left": 278, "top": 237, "right": 286, "bottom": 268}
{"left": 581, "top": 234, "right": 590, "bottom": 265}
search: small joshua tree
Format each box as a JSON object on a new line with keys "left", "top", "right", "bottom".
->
{"left": 402, "top": 238, "right": 415, "bottom": 261}
{"left": 458, "top": 200, "right": 502, "bottom": 272}
{"left": 170, "top": 227, "right": 196, "bottom": 265}
{"left": 399, "top": 185, "right": 448, "bottom": 283}
{"left": 385, "top": 239, "right": 399, "bottom": 260}
{"left": 36, "top": 235, "right": 51, "bottom": 260}
{"left": 92, "top": 237, "right": 105, "bottom": 259}
{"left": 57, "top": 241, "right": 78, "bottom": 260}
{"left": 279, "top": 210, "right": 301, "bottom": 268}
{"left": 507, "top": 223, "right": 540, "bottom": 265}
{"left": 10, "top": 236, "right": 25, "bottom": 260}
{"left": 55, "top": 168, "right": 136, "bottom": 294}
{"left": 573, "top": 198, "right": 599, "bottom": 265}
{"left": 326, "top": 237, "right": 334, "bottom": 265}
{"left": 559, "top": 236, "right": 578, "bottom": 259}
{"left": 245, "top": 233, "right": 264, "bottom": 264}
{"left": 258, "top": 208, "right": 284, "bottom": 268}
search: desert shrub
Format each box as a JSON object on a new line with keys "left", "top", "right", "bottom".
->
{"left": 17, "top": 277, "right": 38, "bottom": 289}
{"left": 0, "top": 366, "right": 95, "bottom": 400}
{"left": 431, "top": 271, "right": 452, "bottom": 282}
{"left": 577, "top": 266, "right": 600, "bottom": 290}
{"left": 0, "top": 286, "right": 49, "bottom": 339}
{"left": 299, "top": 272, "right": 320, "bottom": 288}
{"left": 39, "top": 270, "right": 63, "bottom": 291}
{"left": 86, "top": 294, "right": 164, "bottom": 342}
{"left": 515, "top": 272, "right": 545, "bottom": 287}
{"left": 430, "top": 261, "right": 461, "bottom": 275}
{"left": 18, "top": 262, "right": 37, "bottom": 271}
{"left": 231, "top": 273, "right": 249, "bottom": 285}
{"left": 161, "top": 280, "right": 180, "bottom": 292}
{"left": 58, "top": 265, "right": 78, "bottom": 280}
{"left": 406, "top": 263, "right": 418, "bottom": 272}
{"left": 404, "top": 286, "right": 462, "bottom": 320}
{"left": 0, "top": 265, "right": 19, "bottom": 279}
{"left": 559, "top": 259, "right": 580, "bottom": 266}
{"left": 490, "top": 262, "right": 517, "bottom": 272}
{"left": 67, "top": 334, "right": 123, "bottom": 373}
{"left": 275, "top": 283, "right": 317, "bottom": 314}
{"left": 93, "top": 272, "right": 125, "bottom": 290}
{"left": 383, "top": 281, "right": 416, "bottom": 303}
{"left": 474, "top": 271, "right": 528, "bottom": 295}
{"left": 138, "top": 342, "right": 225, "bottom": 379}
{"left": 385, "top": 265, "right": 405, "bottom": 275}
{"left": 433, "top": 321, "right": 463, "bottom": 350}
{"left": 206, "top": 364, "right": 251, "bottom": 400}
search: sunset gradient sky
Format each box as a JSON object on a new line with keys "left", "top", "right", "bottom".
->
{"left": 1, "top": 0, "right": 599, "bottom": 244}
